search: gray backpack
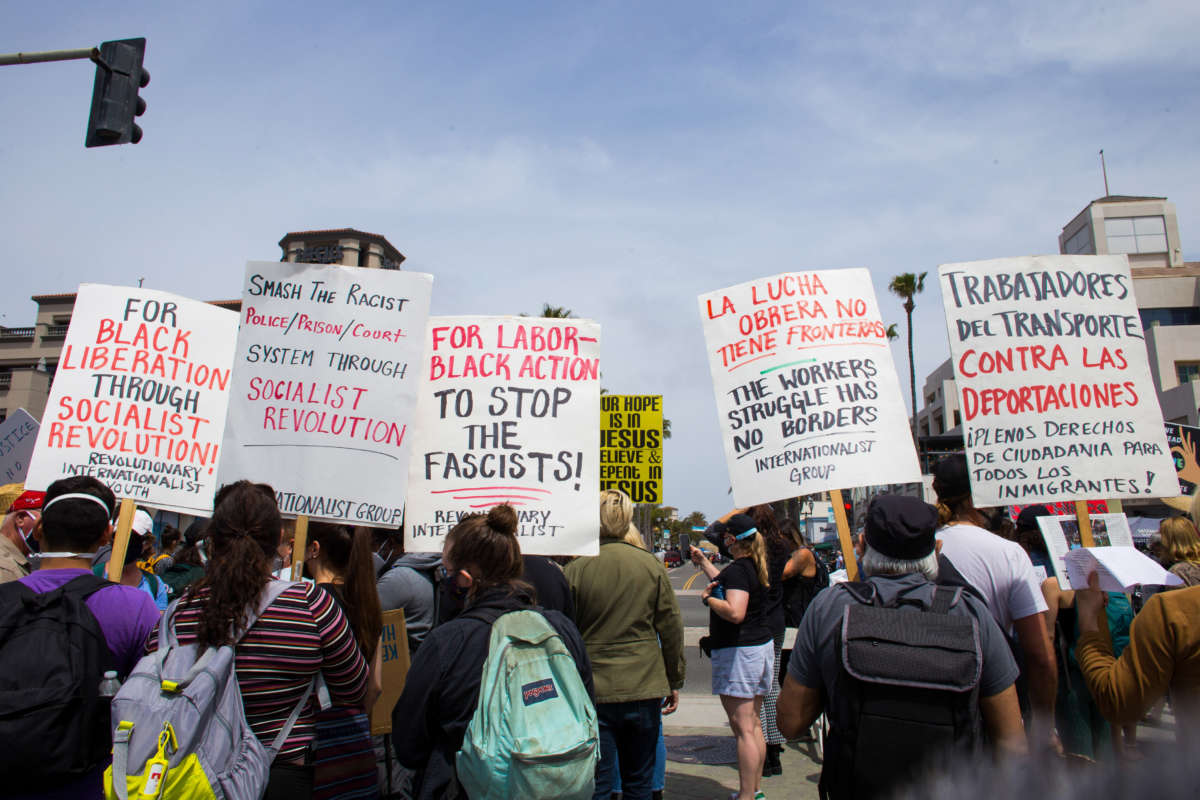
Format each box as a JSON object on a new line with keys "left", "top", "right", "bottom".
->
{"left": 104, "top": 581, "right": 315, "bottom": 800}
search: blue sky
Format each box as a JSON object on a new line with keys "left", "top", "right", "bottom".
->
{"left": 3, "top": 0, "right": 1199, "bottom": 522}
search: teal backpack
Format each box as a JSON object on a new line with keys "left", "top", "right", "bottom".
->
{"left": 456, "top": 609, "right": 598, "bottom": 800}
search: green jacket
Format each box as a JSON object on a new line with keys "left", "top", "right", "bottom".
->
{"left": 564, "top": 539, "right": 685, "bottom": 703}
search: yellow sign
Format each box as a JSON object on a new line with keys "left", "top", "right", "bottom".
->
{"left": 369, "top": 608, "right": 411, "bottom": 735}
{"left": 599, "top": 394, "right": 663, "bottom": 504}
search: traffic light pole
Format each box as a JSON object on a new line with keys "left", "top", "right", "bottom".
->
{"left": 0, "top": 47, "right": 99, "bottom": 66}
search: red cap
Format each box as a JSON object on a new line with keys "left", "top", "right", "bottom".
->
{"left": 10, "top": 491, "right": 45, "bottom": 512}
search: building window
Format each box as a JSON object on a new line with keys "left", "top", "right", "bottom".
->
{"left": 1140, "top": 307, "right": 1200, "bottom": 328}
{"left": 1064, "top": 226, "right": 1093, "bottom": 254}
{"left": 1104, "top": 216, "right": 1167, "bottom": 254}
{"left": 933, "top": 413, "right": 944, "bottom": 433}
{"left": 953, "top": 410, "right": 962, "bottom": 427}
{"left": 1178, "top": 362, "right": 1200, "bottom": 385}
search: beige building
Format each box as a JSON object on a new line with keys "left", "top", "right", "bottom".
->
{"left": 0, "top": 228, "right": 404, "bottom": 425}
{"left": 918, "top": 195, "right": 1200, "bottom": 435}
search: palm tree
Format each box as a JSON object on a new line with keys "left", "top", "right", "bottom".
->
{"left": 539, "top": 303, "right": 573, "bottom": 318}
{"left": 886, "top": 323, "right": 899, "bottom": 342}
{"left": 888, "top": 273, "right": 926, "bottom": 432}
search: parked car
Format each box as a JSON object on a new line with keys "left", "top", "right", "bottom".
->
{"left": 663, "top": 549, "right": 683, "bottom": 568}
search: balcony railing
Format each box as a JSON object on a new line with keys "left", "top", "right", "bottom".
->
{"left": 0, "top": 373, "right": 11, "bottom": 389}
{"left": 0, "top": 327, "right": 35, "bottom": 341}
{"left": 43, "top": 324, "right": 70, "bottom": 338}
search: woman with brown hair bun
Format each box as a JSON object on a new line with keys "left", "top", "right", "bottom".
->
{"left": 149, "top": 481, "right": 368, "bottom": 799}
{"left": 302, "top": 522, "right": 383, "bottom": 799}
{"left": 390, "top": 505, "right": 594, "bottom": 800}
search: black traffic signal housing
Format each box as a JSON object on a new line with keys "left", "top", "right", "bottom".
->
{"left": 85, "top": 38, "right": 149, "bottom": 147}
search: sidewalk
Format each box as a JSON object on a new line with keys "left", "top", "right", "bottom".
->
{"left": 661, "top": 726, "right": 821, "bottom": 800}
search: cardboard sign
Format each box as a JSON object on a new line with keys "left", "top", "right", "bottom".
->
{"left": 369, "top": 609, "right": 411, "bottom": 735}
{"left": 599, "top": 394, "right": 663, "bottom": 504}
{"left": 405, "top": 316, "right": 601, "bottom": 556}
{"left": 1166, "top": 422, "right": 1200, "bottom": 496}
{"left": 217, "top": 262, "right": 433, "bottom": 525}
{"left": 939, "top": 256, "right": 1177, "bottom": 506}
{"left": 24, "top": 285, "right": 237, "bottom": 514}
{"left": 1036, "top": 513, "right": 1135, "bottom": 586}
{"left": 0, "top": 409, "right": 39, "bottom": 484}
{"left": 698, "top": 269, "right": 920, "bottom": 507}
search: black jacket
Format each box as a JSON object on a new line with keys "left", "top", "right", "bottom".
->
{"left": 391, "top": 586, "right": 594, "bottom": 800}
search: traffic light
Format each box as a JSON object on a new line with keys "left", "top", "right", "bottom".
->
{"left": 85, "top": 38, "right": 149, "bottom": 147}
{"left": 843, "top": 498, "right": 853, "bottom": 521}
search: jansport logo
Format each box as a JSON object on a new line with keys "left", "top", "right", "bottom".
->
{"left": 521, "top": 678, "right": 559, "bottom": 705}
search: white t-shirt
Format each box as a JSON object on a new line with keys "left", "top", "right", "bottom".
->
{"left": 936, "top": 523, "right": 1048, "bottom": 632}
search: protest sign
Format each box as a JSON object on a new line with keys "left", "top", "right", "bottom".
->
{"left": 369, "top": 609, "right": 411, "bottom": 735}
{"left": 1166, "top": 422, "right": 1200, "bottom": 496}
{"left": 24, "top": 285, "right": 237, "bottom": 515}
{"left": 218, "top": 262, "right": 433, "bottom": 526}
{"left": 600, "top": 394, "right": 663, "bottom": 503}
{"left": 0, "top": 409, "right": 39, "bottom": 484}
{"left": 939, "top": 256, "right": 1177, "bottom": 506}
{"left": 405, "top": 316, "right": 601, "bottom": 556}
{"left": 697, "top": 269, "right": 920, "bottom": 508}
{"left": 1036, "top": 512, "right": 1136, "bottom": 587}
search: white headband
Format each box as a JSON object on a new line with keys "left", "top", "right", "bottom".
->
{"left": 42, "top": 492, "right": 113, "bottom": 516}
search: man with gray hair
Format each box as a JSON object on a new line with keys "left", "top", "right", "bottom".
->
{"left": 778, "top": 495, "right": 1026, "bottom": 799}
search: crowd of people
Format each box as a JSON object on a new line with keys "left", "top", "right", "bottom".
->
{"left": 1, "top": 462, "right": 1199, "bottom": 800}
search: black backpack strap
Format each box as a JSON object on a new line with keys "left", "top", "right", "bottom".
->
{"left": 929, "top": 586, "right": 960, "bottom": 615}
{"left": 58, "top": 573, "right": 114, "bottom": 601}
{"left": 839, "top": 581, "right": 877, "bottom": 606}
{"left": 458, "top": 606, "right": 506, "bottom": 627}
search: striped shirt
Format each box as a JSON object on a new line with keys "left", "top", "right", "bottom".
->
{"left": 147, "top": 580, "right": 368, "bottom": 760}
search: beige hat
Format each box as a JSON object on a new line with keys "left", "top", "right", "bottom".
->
{"left": 0, "top": 483, "right": 24, "bottom": 516}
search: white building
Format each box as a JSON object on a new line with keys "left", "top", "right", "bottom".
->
{"left": 917, "top": 195, "right": 1200, "bottom": 438}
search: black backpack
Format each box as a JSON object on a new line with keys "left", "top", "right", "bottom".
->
{"left": 820, "top": 582, "right": 983, "bottom": 800}
{"left": 783, "top": 547, "right": 830, "bottom": 627}
{"left": 0, "top": 574, "right": 115, "bottom": 790}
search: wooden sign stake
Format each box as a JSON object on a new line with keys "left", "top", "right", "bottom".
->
{"left": 105, "top": 498, "right": 137, "bottom": 583}
{"left": 1073, "top": 500, "right": 1096, "bottom": 548}
{"left": 830, "top": 489, "right": 857, "bottom": 581}
{"left": 290, "top": 514, "right": 309, "bottom": 581}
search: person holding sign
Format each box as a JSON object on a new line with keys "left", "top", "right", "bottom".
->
{"left": 932, "top": 455, "right": 1059, "bottom": 752}
{"left": 690, "top": 513, "right": 773, "bottom": 800}
{"left": 149, "top": 481, "right": 368, "bottom": 798}
{"left": 302, "top": 522, "right": 383, "bottom": 799}
{"left": 2, "top": 477, "right": 160, "bottom": 800}
{"left": 390, "top": 506, "right": 593, "bottom": 800}
{"left": 1076, "top": 576, "right": 1200, "bottom": 751}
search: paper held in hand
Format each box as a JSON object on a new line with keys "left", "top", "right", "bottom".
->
{"left": 1064, "top": 546, "right": 1184, "bottom": 592}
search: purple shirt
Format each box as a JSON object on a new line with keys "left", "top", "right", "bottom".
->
{"left": 14, "top": 568, "right": 161, "bottom": 800}
{"left": 20, "top": 568, "right": 161, "bottom": 675}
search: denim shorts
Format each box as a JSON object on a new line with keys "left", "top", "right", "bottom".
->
{"left": 711, "top": 640, "right": 775, "bottom": 698}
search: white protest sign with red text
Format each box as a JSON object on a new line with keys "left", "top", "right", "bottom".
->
{"left": 217, "top": 262, "right": 433, "bottom": 525}
{"left": 405, "top": 316, "right": 601, "bottom": 556}
{"left": 699, "top": 269, "right": 920, "bottom": 507}
{"left": 24, "top": 284, "right": 238, "bottom": 514}
{"left": 939, "top": 255, "right": 1176, "bottom": 506}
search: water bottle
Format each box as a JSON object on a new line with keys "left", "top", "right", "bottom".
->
{"left": 99, "top": 670, "right": 121, "bottom": 698}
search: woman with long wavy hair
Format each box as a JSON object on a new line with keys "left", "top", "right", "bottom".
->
{"left": 149, "top": 481, "right": 368, "bottom": 799}
{"left": 690, "top": 512, "right": 774, "bottom": 800}
{"left": 303, "top": 522, "right": 384, "bottom": 799}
